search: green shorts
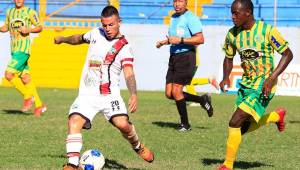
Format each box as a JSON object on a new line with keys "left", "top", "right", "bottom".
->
{"left": 6, "top": 52, "right": 30, "bottom": 74}
{"left": 236, "top": 85, "right": 275, "bottom": 122}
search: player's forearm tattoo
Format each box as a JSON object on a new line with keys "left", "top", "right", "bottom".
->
{"left": 126, "top": 75, "right": 137, "bottom": 95}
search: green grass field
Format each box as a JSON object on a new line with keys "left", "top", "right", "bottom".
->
{"left": 0, "top": 87, "right": 299, "bottom": 170}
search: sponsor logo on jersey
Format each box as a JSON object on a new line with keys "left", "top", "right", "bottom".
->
{"left": 240, "top": 48, "right": 259, "bottom": 61}
{"left": 11, "top": 18, "right": 25, "bottom": 30}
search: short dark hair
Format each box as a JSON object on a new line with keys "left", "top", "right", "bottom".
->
{"left": 101, "top": 5, "right": 119, "bottom": 18}
{"left": 234, "top": 0, "right": 254, "bottom": 14}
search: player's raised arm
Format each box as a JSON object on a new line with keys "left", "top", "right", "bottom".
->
{"left": 123, "top": 66, "right": 137, "bottom": 113}
{"left": 54, "top": 34, "right": 86, "bottom": 45}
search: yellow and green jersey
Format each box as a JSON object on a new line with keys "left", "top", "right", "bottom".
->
{"left": 5, "top": 6, "right": 41, "bottom": 54}
{"left": 223, "top": 20, "right": 289, "bottom": 90}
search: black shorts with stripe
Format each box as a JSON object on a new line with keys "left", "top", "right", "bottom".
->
{"left": 166, "top": 50, "right": 196, "bottom": 85}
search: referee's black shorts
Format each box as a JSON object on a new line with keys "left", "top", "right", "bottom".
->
{"left": 166, "top": 50, "right": 196, "bottom": 85}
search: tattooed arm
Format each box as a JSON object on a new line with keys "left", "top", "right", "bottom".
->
{"left": 123, "top": 66, "right": 137, "bottom": 113}
{"left": 54, "top": 34, "right": 87, "bottom": 45}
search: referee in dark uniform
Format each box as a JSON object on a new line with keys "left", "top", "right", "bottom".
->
{"left": 156, "top": 0, "right": 213, "bottom": 131}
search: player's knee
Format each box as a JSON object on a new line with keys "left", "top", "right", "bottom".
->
{"left": 115, "top": 121, "right": 130, "bottom": 132}
{"left": 171, "top": 89, "right": 183, "bottom": 100}
{"left": 165, "top": 92, "right": 173, "bottom": 99}
{"left": 229, "top": 116, "right": 245, "bottom": 128}
{"left": 5, "top": 71, "right": 15, "bottom": 81}
{"left": 229, "top": 119, "right": 240, "bottom": 128}
{"left": 21, "top": 74, "right": 31, "bottom": 84}
{"left": 68, "top": 114, "right": 85, "bottom": 132}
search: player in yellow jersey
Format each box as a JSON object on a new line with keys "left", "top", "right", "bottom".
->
{"left": 185, "top": 49, "right": 219, "bottom": 107}
{"left": 0, "top": 0, "right": 46, "bottom": 117}
{"left": 217, "top": 1, "right": 293, "bottom": 170}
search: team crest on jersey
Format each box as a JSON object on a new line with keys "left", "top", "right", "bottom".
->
{"left": 11, "top": 18, "right": 25, "bottom": 30}
{"left": 108, "top": 47, "right": 117, "bottom": 55}
{"left": 254, "top": 35, "right": 264, "bottom": 43}
{"left": 240, "top": 47, "right": 259, "bottom": 61}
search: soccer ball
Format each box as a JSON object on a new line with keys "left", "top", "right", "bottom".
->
{"left": 80, "top": 149, "right": 105, "bottom": 170}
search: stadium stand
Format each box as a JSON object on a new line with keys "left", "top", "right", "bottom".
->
{"left": 202, "top": 0, "right": 300, "bottom": 26}
{"left": 1, "top": 0, "right": 300, "bottom": 26}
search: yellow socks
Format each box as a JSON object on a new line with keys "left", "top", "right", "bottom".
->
{"left": 10, "top": 77, "right": 31, "bottom": 99}
{"left": 186, "top": 78, "right": 210, "bottom": 95}
{"left": 25, "top": 81, "right": 42, "bottom": 107}
{"left": 223, "top": 127, "right": 242, "bottom": 169}
{"left": 191, "top": 78, "right": 209, "bottom": 85}
{"left": 186, "top": 84, "right": 197, "bottom": 95}
{"left": 245, "top": 111, "right": 280, "bottom": 134}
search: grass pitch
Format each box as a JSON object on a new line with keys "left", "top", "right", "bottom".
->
{"left": 0, "top": 87, "right": 299, "bottom": 170}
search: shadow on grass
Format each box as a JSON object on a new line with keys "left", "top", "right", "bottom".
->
{"left": 289, "top": 120, "right": 300, "bottom": 124}
{"left": 201, "top": 158, "right": 273, "bottom": 169}
{"left": 40, "top": 155, "right": 144, "bottom": 170}
{"left": 2, "top": 109, "right": 31, "bottom": 115}
{"left": 152, "top": 121, "right": 208, "bottom": 130}
{"left": 104, "top": 158, "right": 145, "bottom": 170}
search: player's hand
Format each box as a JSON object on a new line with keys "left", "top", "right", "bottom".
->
{"left": 156, "top": 41, "right": 164, "bottom": 48}
{"left": 18, "top": 26, "right": 30, "bottom": 36}
{"left": 167, "top": 36, "right": 181, "bottom": 45}
{"left": 128, "top": 95, "right": 137, "bottom": 113}
{"left": 156, "top": 38, "right": 169, "bottom": 48}
{"left": 219, "top": 78, "right": 230, "bottom": 93}
{"left": 54, "top": 36, "right": 64, "bottom": 44}
{"left": 262, "top": 76, "right": 275, "bottom": 98}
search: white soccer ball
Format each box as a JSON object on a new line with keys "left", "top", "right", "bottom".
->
{"left": 79, "top": 149, "right": 105, "bottom": 170}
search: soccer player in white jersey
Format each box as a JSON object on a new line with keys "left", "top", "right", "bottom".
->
{"left": 54, "top": 6, "right": 154, "bottom": 170}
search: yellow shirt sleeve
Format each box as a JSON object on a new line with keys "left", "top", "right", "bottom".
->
{"left": 29, "top": 9, "right": 41, "bottom": 26}
{"left": 4, "top": 9, "right": 10, "bottom": 28}
{"left": 269, "top": 27, "right": 289, "bottom": 54}
{"left": 222, "top": 31, "right": 236, "bottom": 58}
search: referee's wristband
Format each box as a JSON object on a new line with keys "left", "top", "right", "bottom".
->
{"left": 180, "top": 37, "right": 184, "bottom": 44}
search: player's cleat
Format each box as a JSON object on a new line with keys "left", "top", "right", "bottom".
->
{"left": 62, "top": 163, "right": 82, "bottom": 170}
{"left": 34, "top": 104, "right": 47, "bottom": 117}
{"left": 217, "top": 164, "right": 232, "bottom": 170}
{"left": 135, "top": 144, "right": 154, "bottom": 163}
{"left": 178, "top": 124, "right": 191, "bottom": 132}
{"left": 275, "top": 107, "right": 286, "bottom": 132}
{"left": 200, "top": 94, "right": 213, "bottom": 117}
{"left": 21, "top": 97, "right": 34, "bottom": 112}
{"left": 209, "top": 77, "right": 220, "bottom": 90}
{"left": 188, "top": 102, "right": 200, "bottom": 107}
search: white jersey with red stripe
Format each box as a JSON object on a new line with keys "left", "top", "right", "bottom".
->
{"left": 78, "top": 27, "right": 134, "bottom": 96}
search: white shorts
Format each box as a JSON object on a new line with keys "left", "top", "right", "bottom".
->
{"left": 68, "top": 94, "right": 128, "bottom": 128}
